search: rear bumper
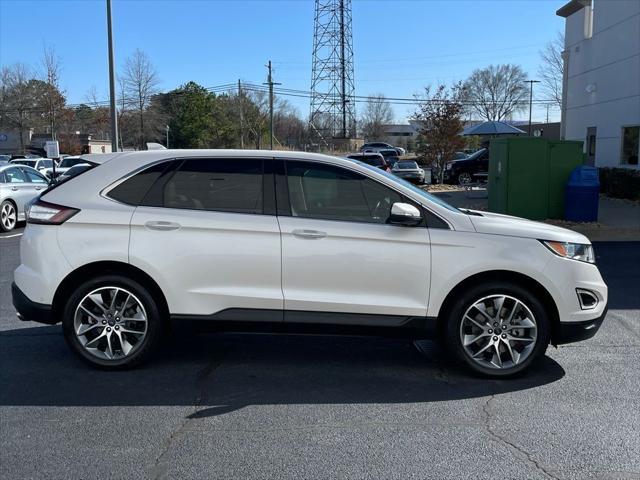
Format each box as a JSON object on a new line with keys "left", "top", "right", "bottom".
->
{"left": 11, "top": 282, "right": 57, "bottom": 325}
{"left": 555, "top": 306, "right": 607, "bottom": 345}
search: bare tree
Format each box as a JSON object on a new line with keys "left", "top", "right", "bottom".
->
{"left": 40, "top": 44, "right": 65, "bottom": 139}
{"left": 463, "top": 64, "right": 528, "bottom": 121}
{"left": 81, "top": 86, "right": 110, "bottom": 140}
{"left": 539, "top": 32, "right": 564, "bottom": 109}
{"left": 414, "top": 84, "right": 466, "bottom": 184}
{"left": 0, "top": 63, "right": 35, "bottom": 152}
{"left": 360, "top": 94, "right": 393, "bottom": 140}
{"left": 122, "top": 49, "right": 160, "bottom": 149}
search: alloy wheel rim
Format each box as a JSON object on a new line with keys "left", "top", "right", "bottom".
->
{"left": 1, "top": 203, "right": 16, "bottom": 230}
{"left": 458, "top": 172, "right": 472, "bottom": 185}
{"left": 459, "top": 294, "right": 538, "bottom": 370}
{"left": 73, "top": 286, "right": 148, "bottom": 361}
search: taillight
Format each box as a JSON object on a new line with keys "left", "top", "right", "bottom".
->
{"left": 26, "top": 199, "right": 79, "bottom": 225}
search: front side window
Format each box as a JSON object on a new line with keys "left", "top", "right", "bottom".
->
{"left": 145, "top": 158, "right": 264, "bottom": 214}
{"left": 621, "top": 126, "right": 639, "bottom": 166}
{"left": 285, "top": 161, "right": 402, "bottom": 224}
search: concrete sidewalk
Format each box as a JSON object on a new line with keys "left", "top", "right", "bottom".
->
{"left": 431, "top": 188, "right": 640, "bottom": 241}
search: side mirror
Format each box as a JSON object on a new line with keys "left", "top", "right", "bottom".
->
{"left": 388, "top": 202, "right": 421, "bottom": 226}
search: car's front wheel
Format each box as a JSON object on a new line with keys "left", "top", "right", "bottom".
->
{"left": 62, "top": 275, "right": 164, "bottom": 369}
{"left": 457, "top": 171, "right": 473, "bottom": 185}
{"left": 444, "top": 282, "right": 551, "bottom": 377}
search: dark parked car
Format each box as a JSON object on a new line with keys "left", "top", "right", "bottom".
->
{"left": 443, "top": 148, "right": 489, "bottom": 185}
{"left": 361, "top": 142, "right": 406, "bottom": 156}
{"left": 346, "top": 153, "right": 390, "bottom": 171}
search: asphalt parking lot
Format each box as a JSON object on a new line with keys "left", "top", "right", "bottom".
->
{"left": 1, "top": 227, "right": 639, "bottom": 479}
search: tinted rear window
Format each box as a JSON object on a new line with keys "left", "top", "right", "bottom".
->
{"left": 108, "top": 162, "right": 176, "bottom": 205}
{"left": 142, "top": 158, "right": 264, "bottom": 214}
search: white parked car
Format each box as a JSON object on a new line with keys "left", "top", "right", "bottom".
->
{"left": 12, "top": 150, "right": 608, "bottom": 376}
{"left": 42, "top": 156, "right": 86, "bottom": 179}
{"left": 10, "top": 157, "right": 55, "bottom": 173}
{"left": 0, "top": 164, "right": 49, "bottom": 232}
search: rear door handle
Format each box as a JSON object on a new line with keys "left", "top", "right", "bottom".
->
{"left": 292, "top": 229, "right": 327, "bottom": 239}
{"left": 11, "top": 186, "right": 18, "bottom": 191}
{"left": 34, "top": 186, "right": 42, "bottom": 191}
{"left": 145, "top": 220, "right": 181, "bottom": 231}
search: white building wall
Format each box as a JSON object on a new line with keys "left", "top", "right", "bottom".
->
{"left": 562, "top": 0, "right": 640, "bottom": 168}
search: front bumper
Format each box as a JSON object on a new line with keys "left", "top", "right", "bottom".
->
{"left": 555, "top": 305, "right": 607, "bottom": 345}
{"left": 12, "top": 282, "right": 56, "bottom": 325}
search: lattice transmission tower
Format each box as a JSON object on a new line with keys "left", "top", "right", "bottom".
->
{"left": 310, "top": 0, "right": 356, "bottom": 140}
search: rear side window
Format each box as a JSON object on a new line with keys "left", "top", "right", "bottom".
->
{"left": 5, "top": 167, "right": 27, "bottom": 183}
{"left": 22, "top": 168, "right": 48, "bottom": 183}
{"left": 143, "top": 158, "right": 264, "bottom": 214}
{"left": 108, "top": 162, "right": 174, "bottom": 205}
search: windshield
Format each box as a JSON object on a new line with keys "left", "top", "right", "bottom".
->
{"left": 467, "top": 148, "right": 487, "bottom": 160}
{"left": 351, "top": 159, "right": 459, "bottom": 213}
{"left": 39, "top": 159, "right": 53, "bottom": 168}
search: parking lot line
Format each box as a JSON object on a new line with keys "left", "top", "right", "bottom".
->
{"left": 0, "top": 233, "right": 23, "bottom": 239}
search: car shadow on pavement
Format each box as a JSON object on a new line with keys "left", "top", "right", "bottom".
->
{"left": 0, "top": 325, "right": 565, "bottom": 414}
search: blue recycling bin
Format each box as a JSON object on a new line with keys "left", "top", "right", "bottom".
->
{"left": 564, "top": 166, "right": 599, "bottom": 222}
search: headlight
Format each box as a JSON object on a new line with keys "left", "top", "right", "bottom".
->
{"left": 445, "top": 163, "right": 453, "bottom": 170}
{"left": 541, "top": 240, "right": 595, "bottom": 263}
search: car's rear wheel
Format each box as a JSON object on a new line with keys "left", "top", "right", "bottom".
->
{"left": 0, "top": 200, "right": 17, "bottom": 232}
{"left": 62, "top": 275, "right": 163, "bottom": 369}
{"left": 444, "top": 282, "right": 551, "bottom": 377}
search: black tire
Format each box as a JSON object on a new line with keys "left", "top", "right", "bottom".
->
{"left": 443, "top": 281, "right": 551, "bottom": 377}
{"left": 0, "top": 199, "right": 17, "bottom": 232}
{"left": 62, "top": 275, "right": 164, "bottom": 369}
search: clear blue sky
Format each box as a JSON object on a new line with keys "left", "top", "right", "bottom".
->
{"left": 0, "top": 0, "right": 567, "bottom": 122}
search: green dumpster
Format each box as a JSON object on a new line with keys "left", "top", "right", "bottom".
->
{"left": 488, "top": 138, "right": 584, "bottom": 220}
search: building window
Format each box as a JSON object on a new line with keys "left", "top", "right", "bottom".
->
{"left": 588, "top": 134, "right": 596, "bottom": 156}
{"left": 621, "top": 126, "right": 639, "bottom": 166}
{"left": 584, "top": 0, "right": 594, "bottom": 39}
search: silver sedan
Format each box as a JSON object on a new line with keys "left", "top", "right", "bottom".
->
{"left": 0, "top": 164, "right": 49, "bottom": 232}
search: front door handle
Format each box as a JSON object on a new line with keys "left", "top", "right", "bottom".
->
{"left": 292, "top": 229, "right": 327, "bottom": 239}
{"left": 34, "top": 186, "right": 42, "bottom": 190}
{"left": 145, "top": 220, "right": 181, "bottom": 231}
{"left": 11, "top": 186, "right": 18, "bottom": 191}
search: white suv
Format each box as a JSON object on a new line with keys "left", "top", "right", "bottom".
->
{"left": 12, "top": 150, "right": 608, "bottom": 376}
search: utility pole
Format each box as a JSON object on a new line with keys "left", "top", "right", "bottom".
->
{"left": 238, "top": 79, "right": 244, "bottom": 149}
{"left": 339, "top": 0, "right": 347, "bottom": 138}
{"left": 165, "top": 125, "right": 169, "bottom": 148}
{"left": 264, "top": 61, "right": 280, "bottom": 150}
{"left": 525, "top": 79, "right": 540, "bottom": 136}
{"left": 106, "top": 0, "right": 119, "bottom": 152}
{"left": 546, "top": 104, "right": 550, "bottom": 124}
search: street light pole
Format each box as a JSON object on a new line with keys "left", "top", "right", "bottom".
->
{"left": 165, "top": 125, "right": 169, "bottom": 148}
{"left": 106, "top": 0, "right": 119, "bottom": 152}
{"left": 525, "top": 79, "right": 540, "bottom": 136}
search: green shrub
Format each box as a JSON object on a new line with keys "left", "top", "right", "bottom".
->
{"left": 599, "top": 167, "right": 640, "bottom": 200}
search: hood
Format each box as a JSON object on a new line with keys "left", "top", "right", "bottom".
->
{"left": 467, "top": 210, "right": 590, "bottom": 244}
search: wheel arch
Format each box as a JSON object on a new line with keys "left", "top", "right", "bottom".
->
{"left": 435, "top": 270, "right": 561, "bottom": 345}
{"left": 52, "top": 261, "right": 169, "bottom": 323}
